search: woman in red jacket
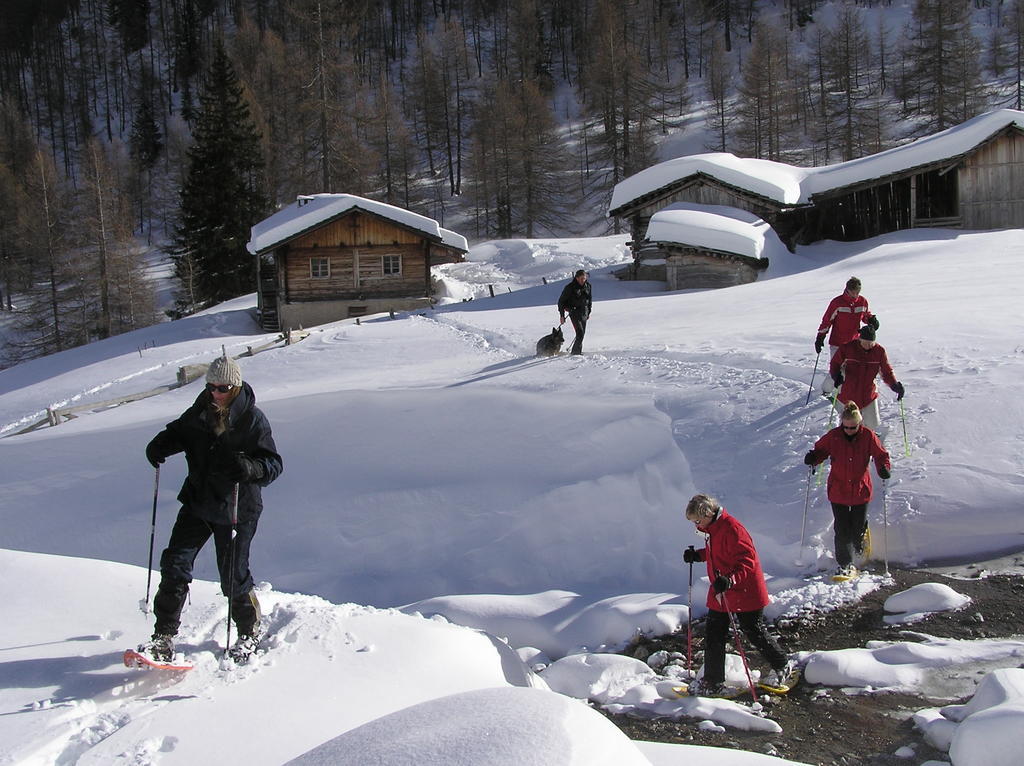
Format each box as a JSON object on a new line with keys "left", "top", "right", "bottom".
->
{"left": 829, "top": 325, "right": 904, "bottom": 432}
{"left": 805, "top": 402, "right": 891, "bottom": 577}
{"left": 683, "top": 494, "right": 793, "bottom": 696}
{"left": 815, "top": 276, "right": 878, "bottom": 395}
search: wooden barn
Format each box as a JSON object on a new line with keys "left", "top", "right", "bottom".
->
{"left": 248, "top": 194, "right": 467, "bottom": 330}
{"left": 609, "top": 109, "right": 1024, "bottom": 264}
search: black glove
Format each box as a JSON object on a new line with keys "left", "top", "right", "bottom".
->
{"left": 877, "top": 466, "right": 891, "bottom": 480}
{"left": 893, "top": 381, "right": 905, "bottom": 400}
{"left": 833, "top": 371, "right": 843, "bottom": 387}
{"left": 683, "top": 547, "right": 699, "bottom": 564}
{"left": 867, "top": 315, "right": 879, "bottom": 330}
{"left": 814, "top": 334, "right": 825, "bottom": 354}
{"left": 222, "top": 452, "right": 264, "bottom": 483}
{"left": 804, "top": 449, "right": 822, "bottom": 466}
{"left": 712, "top": 575, "right": 732, "bottom": 594}
{"left": 145, "top": 440, "right": 166, "bottom": 468}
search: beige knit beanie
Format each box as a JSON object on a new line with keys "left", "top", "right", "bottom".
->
{"left": 206, "top": 355, "right": 242, "bottom": 387}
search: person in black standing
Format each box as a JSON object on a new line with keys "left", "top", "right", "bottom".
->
{"left": 558, "top": 269, "right": 592, "bottom": 355}
{"left": 139, "top": 355, "right": 283, "bottom": 664}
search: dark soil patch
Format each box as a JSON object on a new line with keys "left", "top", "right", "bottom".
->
{"left": 600, "top": 566, "right": 1024, "bottom": 765}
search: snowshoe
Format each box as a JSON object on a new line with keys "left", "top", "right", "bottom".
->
{"left": 759, "top": 663, "right": 801, "bottom": 693}
{"left": 831, "top": 565, "right": 860, "bottom": 582}
{"left": 124, "top": 648, "right": 193, "bottom": 671}
{"left": 673, "top": 679, "right": 745, "bottom": 699}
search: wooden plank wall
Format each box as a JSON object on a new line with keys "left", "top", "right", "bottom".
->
{"left": 284, "top": 243, "right": 426, "bottom": 300}
{"left": 960, "top": 133, "right": 1024, "bottom": 230}
{"left": 293, "top": 211, "right": 424, "bottom": 248}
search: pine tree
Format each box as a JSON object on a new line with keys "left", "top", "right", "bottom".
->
{"left": 735, "top": 22, "right": 792, "bottom": 160}
{"left": 900, "top": 0, "right": 985, "bottom": 132}
{"left": 168, "top": 42, "right": 267, "bottom": 315}
{"left": 704, "top": 34, "right": 735, "bottom": 152}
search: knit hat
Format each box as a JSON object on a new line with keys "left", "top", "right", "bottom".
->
{"left": 575, "top": 269, "right": 587, "bottom": 277}
{"left": 859, "top": 325, "right": 876, "bottom": 341}
{"left": 206, "top": 355, "right": 242, "bottom": 387}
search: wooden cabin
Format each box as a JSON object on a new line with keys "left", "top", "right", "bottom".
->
{"left": 248, "top": 195, "right": 467, "bottom": 330}
{"left": 609, "top": 109, "right": 1024, "bottom": 263}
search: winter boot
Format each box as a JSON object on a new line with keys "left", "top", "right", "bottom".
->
{"left": 761, "top": 660, "right": 799, "bottom": 691}
{"left": 137, "top": 633, "right": 174, "bottom": 663}
{"left": 227, "top": 631, "right": 261, "bottom": 664}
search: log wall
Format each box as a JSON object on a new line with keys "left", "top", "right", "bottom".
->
{"left": 663, "top": 248, "right": 766, "bottom": 290}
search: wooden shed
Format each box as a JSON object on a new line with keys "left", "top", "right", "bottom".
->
{"left": 609, "top": 109, "right": 1024, "bottom": 257}
{"left": 248, "top": 195, "right": 467, "bottom": 330}
{"left": 631, "top": 203, "right": 776, "bottom": 289}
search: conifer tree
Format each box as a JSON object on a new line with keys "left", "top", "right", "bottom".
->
{"left": 168, "top": 42, "right": 267, "bottom": 315}
{"left": 900, "top": 0, "right": 985, "bottom": 131}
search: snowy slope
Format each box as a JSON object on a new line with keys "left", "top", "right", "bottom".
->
{"left": 1, "top": 230, "right": 1023, "bottom": 765}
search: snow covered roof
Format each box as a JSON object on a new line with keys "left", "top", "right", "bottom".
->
{"left": 248, "top": 193, "right": 469, "bottom": 255}
{"left": 609, "top": 109, "right": 1024, "bottom": 215}
{"left": 643, "top": 203, "right": 785, "bottom": 260}
{"left": 611, "top": 154, "right": 809, "bottom": 212}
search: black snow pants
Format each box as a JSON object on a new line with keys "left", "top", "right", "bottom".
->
{"left": 703, "top": 608, "right": 787, "bottom": 686}
{"left": 830, "top": 502, "right": 868, "bottom": 568}
{"left": 153, "top": 508, "right": 260, "bottom": 636}
{"left": 568, "top": 312, "right": 588, "bottom": 355}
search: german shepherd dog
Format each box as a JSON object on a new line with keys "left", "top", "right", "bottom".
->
{"left": 535, "top": 326, "right": 565, "bottom": 357}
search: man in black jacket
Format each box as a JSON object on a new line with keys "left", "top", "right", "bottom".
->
{"left": 558, "top": 269, "right": 592, "bottom": 355}
{"left": 139, "top": 355, "right": 283, "bottom": 663}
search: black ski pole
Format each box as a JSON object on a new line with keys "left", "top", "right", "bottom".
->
{"left": 225, "top": 482, "right": 239, "bottom": 657}
{"left": 805, "top": 349, "right": 822, "bottom": 405}
{"left": 142, "top": 465, "right": 160, "bottom": 614}
{"left": 686, "top": 545, "right": 695, "bottom": 675}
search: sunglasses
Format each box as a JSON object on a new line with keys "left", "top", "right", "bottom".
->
{"left": 206, "top": 383, "right": 235, "bottom": 394}
{"left": 842, "top": 424, "right": 860, "bottom": 431}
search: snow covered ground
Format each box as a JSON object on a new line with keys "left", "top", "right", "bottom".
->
{"left": 1, "top": 230, "right": 1023, "bottom": 765}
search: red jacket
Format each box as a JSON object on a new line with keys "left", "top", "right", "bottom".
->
{"left": 817, "top": 293, "right": 873, "bottom": 347}
{"left": 693, "top": 509, "right": 770, "bottom": 613}
{"left": 810, "top": 426, "right": 891, "bottom": 505}
{"left": 830, "top": 340, "right": 898, "bottom": 407}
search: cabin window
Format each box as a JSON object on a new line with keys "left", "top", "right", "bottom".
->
{"left": 310, "top": 257, "right": 330, "bottom": 278}
{"left": 382, "top": 254, "right": 402, "bottom": 276}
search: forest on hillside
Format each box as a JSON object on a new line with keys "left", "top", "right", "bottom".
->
{"left": 1, "top": 0, "right": 1022, "bottom": 363}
